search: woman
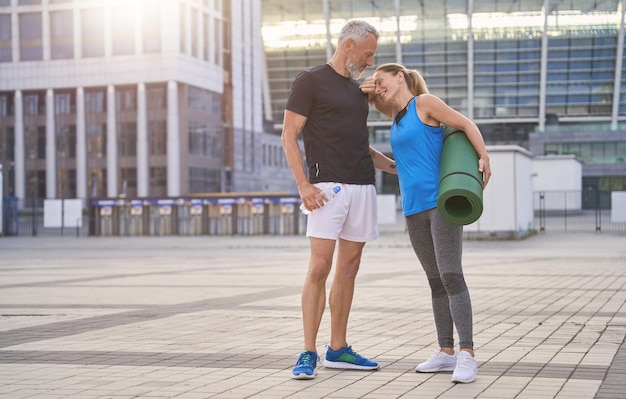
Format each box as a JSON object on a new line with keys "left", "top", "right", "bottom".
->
{"left": 363, "top": 63, "right": 491, "bottom": 383}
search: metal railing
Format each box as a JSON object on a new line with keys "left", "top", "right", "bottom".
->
{"left": 534, "top": 190, "right": 626, "bottom": 233}
{"left": 3, "top": 191, "right": 624, "bottom": 237}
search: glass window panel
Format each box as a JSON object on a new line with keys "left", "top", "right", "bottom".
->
{"left": 19, "top": 12, "right": 43, "bottom": 61}
{"left": 547, "top": 61, "right": 568, "bottom": 70}
{"left": 115, "top": 87, "right": 136, "bottom": 112}
{"left": 519, "top": 74, "right": 539, "bottom": 83}
{"left": 203, "top": 14, "right": 210, "bottom": 61}
{"left": 0, "top": 14, "right": 11, "bottom": 62}
{"left": 81, "top": 8, "right": 104, "bottom": 57}
{"left": 569, "top": 72, "right": 590, "bottom": 80}
{"left": 143, "top": 0, "right": 161, "bottom": 53}
{"left": 112, "top": 6, "right": 135, "bottom": 55}
{"left": 179, "top": 3, "right": 186, "bottom": 53}
{"left": 518, "top": 62, "right": 539, "bottom": 72}
{"left": 191, "top": 8, "right": 198, "bottom": 58}
{"left": 50, "top": 10, "right": 73, "bottom": 59}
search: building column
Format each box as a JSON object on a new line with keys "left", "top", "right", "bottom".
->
{"left": 394, "top": 0, "right": 402, "bottom": 63}
{"left": 538, "top": 0, "right": 550, "bottom": 132}
{"left": 46, "top": 89, "right": 56, "bottom": 198}
{"left": 76, "top": 87, "right": 87, "bottom": 201}
{"left": 166, "top": 80, "right": 180, "bottom": 197}
{"left": 106, "top": 85, "right": 117, "bottom": 198}
{"left": 14, "top": 90, "right": 25, "bottom": 201}
{"left": 467, "top": 0, "right": 474, "bottom": 120}
{"left": 611, "top": 0, "right": 625, "bottom": 130}
{"left": 137, "top": 83, "right": 149, "bottom": 197}
{"left": 323, "top": 0, "right": 332, "bottom": 61}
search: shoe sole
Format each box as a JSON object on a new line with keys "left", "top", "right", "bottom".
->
{"left": 452, "top": 375, "right": 476, "bottom": 383}
{"left": 323, "top": 359, "right": 380, "bottom": 370}
{"left": 292, "top": 372, "right": 316, "bottom": 380}
{"left": 415, "top": 365, "right": 455, "bottom": 373}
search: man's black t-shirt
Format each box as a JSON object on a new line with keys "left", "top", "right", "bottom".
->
{"left": 286, "top": 64, "right": 375, "bottom": 185}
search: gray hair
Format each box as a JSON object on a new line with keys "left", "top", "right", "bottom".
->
{"left": 338, "top": 20, "right": 379, "bottom": 45}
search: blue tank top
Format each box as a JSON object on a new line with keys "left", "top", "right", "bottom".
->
{"left": 390, "top": 97, "right": 444, "bottom": 217}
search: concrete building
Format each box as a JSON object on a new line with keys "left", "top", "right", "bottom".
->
{"left": 0, "top": 0, "right": 296, "bottom": 209}
{"left": 2, "top": 0, "right": 625, "bottom": 212}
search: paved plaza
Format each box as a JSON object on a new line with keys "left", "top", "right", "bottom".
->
{"left": 0, "top": 231, "right": 625, "bottom": 399}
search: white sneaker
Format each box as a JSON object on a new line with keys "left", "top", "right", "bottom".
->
{"left": 451, "top": 351, "right": 477, "bottom": 383}
{"left": 415, "top": 349, "right": 457, "bottom": 372}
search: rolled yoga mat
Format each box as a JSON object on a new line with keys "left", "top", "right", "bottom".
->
{"left": 437, "top": 126, "right": 484, "bottom": 225}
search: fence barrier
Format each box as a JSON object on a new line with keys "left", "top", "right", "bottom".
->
{"left": 2, "top": 191, "right": 624, "bottom": 237}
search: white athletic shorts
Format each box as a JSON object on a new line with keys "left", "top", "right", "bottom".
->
{"left": 305, "top": 182, "right": 379, "bottom": 242}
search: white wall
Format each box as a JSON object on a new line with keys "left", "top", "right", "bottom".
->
{"left": 532, "top": 155, "right": 582, "bottom": 211}
{"left": 611, "top": 192, "right": 626, "bottom": 222}
{"left": 465, "top": 145, "right": 534, "bottom": 236}
{"left": 533, "top": 155, "right": 582, "bottom": 191}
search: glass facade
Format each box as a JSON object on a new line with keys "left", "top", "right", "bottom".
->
{"left": 261, "top": 0, "right": 626, "bottom": 142}
{"left": 261, "top": 0, "right": 626, "bottom": 204}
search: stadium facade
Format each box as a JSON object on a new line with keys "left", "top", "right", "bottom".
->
{"left": 262, "top": 0, "right": 626, "bottom": 207}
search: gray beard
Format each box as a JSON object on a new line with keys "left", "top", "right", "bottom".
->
{"left": 347, "top": 62, "right": 363, "bottom": 79}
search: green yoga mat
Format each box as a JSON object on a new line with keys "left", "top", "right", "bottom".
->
{"left": 437, "top": 127, "right": 484, "bottom": 225}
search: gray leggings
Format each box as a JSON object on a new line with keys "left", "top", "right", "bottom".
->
{"left": 406, "top": 208, "right": 473, "bottom": 350}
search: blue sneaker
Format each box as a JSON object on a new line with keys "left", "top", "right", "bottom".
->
{"left": 292, "top": 351, "right": 319, "bottom": 379}
{"left": 323, "top": 345, "right": 379, "bottom": 370}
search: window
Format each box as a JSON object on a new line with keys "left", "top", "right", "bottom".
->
{"left": 179, "top": 3, "right": 186, "bottom": 53}
{"left": 112, "top": 6, "right": 135, "bottom": 55}
{"left": 56, "top": 125, "right": 76, "bottom": 159}
{"left": 203, "top": 14, "right": 210, "bottom": 61}
{"left": 24, "top": 92, "right": 44, "bottom": 115}
{"left": 191, "top": 8, "right": 198, "bottom": 57}
{"left": 149, "top": 167, "right": 166, "bottom": 192}
{"left": 147, "top": 85, "right": 166, "bottom": 110}
{"left": 120, "top": 167, "right": 137, "bottom": 193}
{"left": 50, "top": 11, "right": 73, "bottom": 60}
{"left": 142, "top": 0, "right": 161, "bottom": 53}
{"left": 81, "top": 8, "right": 104, "bottom": 58}
{"left": 118, "top": 123, "right": 137, "bottom": 156}
{"left": 0, "top": 93, "right": 11, "bottom": 116}
{"left": 116, "top": 87, "right": 136, "bottom": 111}
{"left": 86, "top": 123, "right": 106, "bottom": 158}
{"left": 85, "top": 89, "right": 106, "bottom": 113}
{"left": 54, "top": 92, "right": 73, "bottom": 114}
{"left": 149, "top": 121, "right": 166, "bottom": 155}
{"left": 0, "top": 14, "right": 11, "bottom": 62}
{"left": 19, "top": 12, "right": 43, "bottom": 61}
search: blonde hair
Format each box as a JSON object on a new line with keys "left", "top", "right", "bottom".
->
{"left": 374, "top": 63, "right": 429, "bottom": 96}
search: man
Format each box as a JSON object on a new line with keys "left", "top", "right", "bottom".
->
{"left": 281, "top": 19, "right": 396, "bottom": 380}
